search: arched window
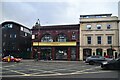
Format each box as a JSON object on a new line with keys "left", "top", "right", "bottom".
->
{"left": 57, "top": 34, "right": 68, "bottom": 42}
{"left": 41, "top": 34, "right": 53, "bottom": 42}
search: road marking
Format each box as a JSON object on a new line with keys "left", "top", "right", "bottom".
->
{"left": 3, "top": 63, "right": 23, "bottom": 68}
{"left": 2, "top": 67, "right": 28, "bottom": 75}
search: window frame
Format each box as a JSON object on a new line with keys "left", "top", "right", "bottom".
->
{"left": 96, "top": 24, "right": 102, "bottom": 30}
{"left": 87, "top": 36, "right": 91, "bottom": 44}
{"left": 97, "top": 36, "right": 101, "bottom": 44}
{"left": 107, "top": 36, "right": 112, "bottom": 44}
{"left": 86, "top": 24, "right": 92, "bottom": 30}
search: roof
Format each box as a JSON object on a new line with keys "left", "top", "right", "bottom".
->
{"left": 32, "top": 24, "right": 80, "bottom": 30}
{"left": 1, "top": 21, "right": 31, "bottom": 30}
{"left": 80, "top": 14, "right": 112, "bottom": 17}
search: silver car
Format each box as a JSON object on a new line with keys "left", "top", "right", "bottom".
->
{"left": 85, "top": 55, "right": 113, "bottom": 65}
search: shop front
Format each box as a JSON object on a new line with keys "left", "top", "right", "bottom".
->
{"left": 32, "top": 42, "right": 79, "bottom": 61}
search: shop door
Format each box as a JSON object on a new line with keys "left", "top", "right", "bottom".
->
{"left": 41, "top": 48, "right": 52, "bottom": 60}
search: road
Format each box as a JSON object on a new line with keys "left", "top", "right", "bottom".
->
{"left": 1, "top": 60, "right": 120, "bottom": 80}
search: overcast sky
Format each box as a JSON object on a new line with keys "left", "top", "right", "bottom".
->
{"left": 1, "top": 0, "right": 120, "bottom": 28}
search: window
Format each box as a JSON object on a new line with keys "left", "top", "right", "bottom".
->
{"left": 107, "top": 24, "right": 111, "bottom": 29}
{"left": 3, "top": 24, "right": 13, "bottom": 28}
{"left": 86, "top": 25, "right": 91, "bottom": 30}
{"left": 57, "top": 34, "right": 67, "bottom": 42}
{"left": 97, "top": 24, "right": 101, "bottom": 29}
{"left": 72, "top": 32, "right": 76, "bottom": 40}
{"left": 41, "top": 34, "right": 53, "bottom": 42}
{"left": 32, "top": 35, "right": 35, "bottom": 39}
{"left": 107, "top": 36, "right": 112, "bottom": 44}
{"left": 8, "top": 24, "right": 13, "bottom": 28}
{"left": 14, "top": 34, "right": 16, "bottom": 38}
{"left": 97, "top": 36, "right": 101, "bottom": 44}
{"left": 87, "top": 36, "right": 91, "bottom": 44}
{"left": 4, "top": 34, "right": 7, "bottom": 37}
{"left": 25, "top": 33, "right": 27, "bottom": 36}
{"left": 21, "top": 27, "right": 24, "bottom": 31}
{"left": 10, "top": 34, "right": 12, "bottom": 38}
{"left": 3, "top": 42, "right": 5, "bottom": 46}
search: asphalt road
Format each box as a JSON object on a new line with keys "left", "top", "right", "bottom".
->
{"left": 1, "top": 60, "right": 120, "bottom": 80}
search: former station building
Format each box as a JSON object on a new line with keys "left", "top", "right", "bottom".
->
{"left": 31, "top": 20, "right": 80, "bottom": 61}
{"left": 1, "top": 21, "right": 32, "bottom": 59}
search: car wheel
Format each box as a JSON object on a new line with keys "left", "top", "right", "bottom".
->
{"left": 89, "top": 61, "right": 94, "bottom": 65}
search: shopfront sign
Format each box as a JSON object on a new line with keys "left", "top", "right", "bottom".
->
{"left": 33, "top": 42, "right": 76, "bottom": 46}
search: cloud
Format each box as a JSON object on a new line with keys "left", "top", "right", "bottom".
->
{"left": 1, "top": 0, "right": 120, "bottom": 28}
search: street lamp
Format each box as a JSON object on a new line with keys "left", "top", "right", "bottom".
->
{"left": 110, "top": 45, "right": 113, "bottom": 57}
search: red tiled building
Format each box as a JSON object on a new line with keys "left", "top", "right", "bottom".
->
{"left": 31, "top": 20, "right": 80, "bottom": 61}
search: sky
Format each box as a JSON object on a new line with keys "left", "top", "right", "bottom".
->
{"left": 1, "top": 0, "right": 120, "bottom": 29}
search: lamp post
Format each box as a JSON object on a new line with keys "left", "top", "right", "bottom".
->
{"left": 110, "top": 45, "right": 113, "bottom": 57}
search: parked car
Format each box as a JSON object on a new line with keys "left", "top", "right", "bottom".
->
{"left": 2, "top": 56, "right": 22, "bottom": 62}
{"left": 85, "top": 55, "right": 113, "bottom": 65}
{"left": 101, "top": 57, "right": 120, "bottom": 70}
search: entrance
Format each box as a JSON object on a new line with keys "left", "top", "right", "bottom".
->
{"left": 55, "top": 47, "right": 68, "bottom": 60}
{"left": 40, "top": 47, "right": 52, "bottom": 60}
{"left": 96, "top": 48, "right": 103, "bottom": 56}
{"left": 83, "top": 48, "right": 92, "bottom": 60}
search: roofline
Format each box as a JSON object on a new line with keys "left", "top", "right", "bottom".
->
{"left": 41, "top": 23, "right": 80, "bottom": 27}
{"left": 80, "top": 13, "right": 112, "bottom": 17}
{"left": 1, "top": 21, "right": 30, "bottom": 30}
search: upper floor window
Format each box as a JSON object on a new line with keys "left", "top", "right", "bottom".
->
{"left": 3, "top": 24, "right": 13, "bottom": 28}
{"left": 21, "top": 27, "right": 24, "bottom": 31}
{"left": 25, "top": 33, "right": 27, "bottom": 36}
{"left": 10, "top": 34, "right": 12, "bottom": 38}
{"left": 107, "top": 24, "right": 111, "bottom": 29}
{"left": 14, "top": 34, "right": 16, "bottom": 38}
{"left": 107, "top": 36, "right": 112, "bottom": 44}
{"left": 97, "top": 36, "right": 101, "bottom": 44}
{"left": 86, "top": 25, "right": 91, "bottom": 30}
{"left": 87, "top": 36, "right": 91, "bottom": 44}
{"left": 41, "top": 34, "right": 53, "bottom": 42}
{"left": 4, "top": 34, "right": 7, "bottom": 37}
{"left": 57, "top": 34, "right": 68, "bottom": 42}
{"left": 72, "top": 32, "right": 76, "bottom": 40}
{"left": 10, "top": 34, "right": 17, "bottom": 38}
{"left": 32, "top": 35, "right": 35, "bottom": 39}
{"left": 96, "top": 24, "right": 101, "bottom": 29}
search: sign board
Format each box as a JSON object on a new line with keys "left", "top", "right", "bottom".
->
{"left": 33, "top": 42, "right": 76, "bottom": 46}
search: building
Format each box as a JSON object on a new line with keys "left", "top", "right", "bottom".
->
{"left": 119, "top": 1, "right": 120, "bottom": 52}
{"left": 31, "top": 20, "right": 80, "bottom": 61}
{"left": 1, "top": 21, "right": 32, "bottom": 59}
{"left": 80, "top": 14, "right": 119, "bottom": 60}
{"left": 0, "top": 25, "right": 2, "bottom": 58}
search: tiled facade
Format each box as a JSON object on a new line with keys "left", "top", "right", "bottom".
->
{"left": 31, "top": 21, "right": 80, "bottom": 61}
